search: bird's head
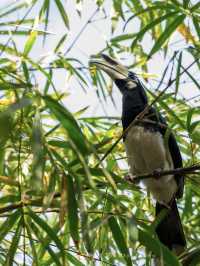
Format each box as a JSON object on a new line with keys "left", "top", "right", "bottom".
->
{"left": 89, "top": 54, "right": 138, "bottom": 94}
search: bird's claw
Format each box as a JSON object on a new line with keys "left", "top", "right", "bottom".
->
{"left": 153, "top": 168, "right": 163, "bottom": 178}
{"left": 124, "top": 174, "right": 137, "bottom": 183}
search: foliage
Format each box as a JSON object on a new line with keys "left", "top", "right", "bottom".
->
{"left": 0, "top": 0, "right": 199, "bottom": 265}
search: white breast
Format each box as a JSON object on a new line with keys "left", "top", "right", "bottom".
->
{"left": 125, "top": 126, "right": 177, "bottom": 204}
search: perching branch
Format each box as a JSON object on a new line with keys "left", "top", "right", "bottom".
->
{"left": 125, "top": 163, "right": 200, "bottom": 183}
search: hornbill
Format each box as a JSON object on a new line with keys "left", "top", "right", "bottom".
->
{"left": 89, "top": 54, "right": 186, "bottom": 256}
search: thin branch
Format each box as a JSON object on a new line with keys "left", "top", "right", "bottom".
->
{"left": 126, "top": 163, "right": 200, "bottom": 183}
{"left": 64, "top": 8, "right": 99, "bottom": 55}
{"left": 8, "top": 230, "right": 116, "bottom": 266}
{"left": 0, "top": 3, "right": 35, "bottom": 56}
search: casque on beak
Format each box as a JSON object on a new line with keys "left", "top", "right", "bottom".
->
{"left": 89, "top": 54, "right": 129, "bottom": 80}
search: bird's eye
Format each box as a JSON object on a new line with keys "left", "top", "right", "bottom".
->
{"left": 126, "top": 80, "right": 137, "bottom": 90}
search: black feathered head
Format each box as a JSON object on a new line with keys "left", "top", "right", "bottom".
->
{"left": 89, "top": 54, "right": 140, "bottom": 93}
{"left": 89, "top": 54, "right": 148, "bottom": 129}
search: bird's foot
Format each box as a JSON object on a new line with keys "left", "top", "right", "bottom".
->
{"left": 124, "top": 173, "right": 137, "bottom": 183}
{"left": 153, "top": 168, "right": 163, "bottom": 178}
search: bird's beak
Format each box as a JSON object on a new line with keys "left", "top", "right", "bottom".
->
{"left": 89, "top": 54, "right": 129, "bottom": 80}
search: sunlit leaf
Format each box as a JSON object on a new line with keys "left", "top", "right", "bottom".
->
{"left": 66, "top": 174, "right": 79, "bottom": 246}
{"left": 5, "top": 218, "right": 22, "bottom": 265}
{"left": 149, "top": 14, "right": 185, "bottom": 57}
{"left": 43, "top": 95, "right": 90, "bottom": 155}
{"left": 23, "top": 16, "right": 39, "bottom": 55}
{"left": 108, "top": 216, "right": 132, "bottom": 266}
{"left": 55, "top": 0, "right": 69, "bottom": 28}
{"left": 28, "top": 208, "right": 65, "bottom": 260}
{"left": 131, "top": 11, "right": 178, "bottom": 50}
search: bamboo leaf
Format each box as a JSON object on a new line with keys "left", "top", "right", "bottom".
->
{"left": 193, "top": 17, "right": 200, "bottom": 40}
{"left": 149, "top": 14, "right": 185, "bottom": 57}
{"left": 139, "top": 228, "right": 180, "bottom": 266}
{"left": 124, "top": 2, "right": 179, "bottom": 30}
{"left": 55, "top": 0, "right": 69, "bottom": 28}
{"left": 175, "top": 52, "right": 182, "bottom": 97}
{"left": 131, "top": 11, "right": 178, "bottom": 50}
{"left": 0, "top": 2, "right": 26, "bottom": 19}
{"left": 66, "top": 252, "right": 85, "bottom": 266}
{"left": 30, "top": 221, "right": 62, "bottom": 266}
{"left": 23, "top": 16, "right": 39, "bottom": 55}
{"left": 5, "top": 218, "right": 22, "bottom": 266}
{"left": 54, "top": 33, "right": 67, "bottom": 53}
{"left": 43, "top": 95, "right": 89, "bottom": 155}
{"left": 28, "top": 208, "right": 65, "bottom": 260}
{"left": 66, "top": 174, "right": 79, "bottom": 246}
{"left": 0, "top": 210, "right": 21, "bottom": 243}
{"left": 26, "top": 221, "right": 39, "bottom": 266}
{"left": 108, "top": 216, "right": 132, "bottom": 266}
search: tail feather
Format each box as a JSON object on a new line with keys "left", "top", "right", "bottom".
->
{"left": 155, "top": 199, "right": 186, "bottom": 254}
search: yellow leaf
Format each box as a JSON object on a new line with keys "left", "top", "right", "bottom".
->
{"left": 0, "top": 176, "right": 19, "bottom": 186}
{"left": 137, "top": 72, "right": 159, "bottom": 79}
{"left": 177, "top": 23, "right": 197, "bottom": 44}
{"left": 0, "top": 99, "right": 15, "bottom": 106}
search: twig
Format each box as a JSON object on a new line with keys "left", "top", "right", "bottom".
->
{"left": 64, "top": 8, "right": 99, "bottom": 55}
{"left": 0, "top": 162, "right": 199, "bottom": 215}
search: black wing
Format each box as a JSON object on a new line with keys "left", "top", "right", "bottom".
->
{"left": 168, "top": 133, "right": 184, "bottom": 198}
{"left": 157, "top": 110, "right": 184, "bottom": 198}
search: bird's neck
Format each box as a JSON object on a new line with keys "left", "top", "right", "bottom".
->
{"left": 122, "top": 105, "right": 147, "bottom": 130}
{"left": 122, "top": 89, "right": 147, "bottom": 130}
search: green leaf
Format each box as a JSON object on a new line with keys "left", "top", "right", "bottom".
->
{"left": 28, "top": 208, "right": 65, "bottom": 259}
{"left": 186, "top": 108, "right": 194, "bottom": 132}
{"left": 0, "top": 210, "right": 21, "bottom": 242}
{"left": 55, "top": 0, "right": 69, "bottom": 28}
{"left": 23, "top": 16, "right": 39, "bottom": 55}
{"left": 54, "top": 33, "right": 68, "bottom": 53}
{"left": 108, "top": 216, "right": 132, "bottom": 266}
{"left": 43, "top": 95, "right": 89, "bottom": 155}
{"left": 5, "top": 218, "right": 22, "bottom": 266}
{"left": 66, "top": 252, "right": 85, "bottom": 266}
{"left": 181, "top": 247, "right": 200, "bottom": 266}
{"left": 148, "top": 90, "right": 185, "bottom": 129}
{"left": 26, "top": 221, "right": 39, "bottom": 266}
{"left": 149, "top": 14, "right": 185, "bottom": 57}
{"left": 30, "top": 220, "right": 62, "bottom": 266}
{"left": 139, "top": 228, "right": 180, "bottom": 266}
{"left": 191, "top": 2, "right": 200, "bottom": 12}
{"left": 0, "top": 2, "right": 26, "bottom": 19}
{"left": 111, "top": 33, "right": 136, "bottom": 43}
{"left": 66, "top": 174, "right": 79, "bottom": 245}
{"left": 31, "top": 109, "right": 44, "bottom": 192}
{"left": 181, "top": 64, "right": 200, "bottom": 91}
{"left": 193, "top": 17, "right": 200, "bottom": 40}
{"left": 125, "top": 2, "right": 179, "bottom": 30}
{"left": 131, "top": 11, "right": 178, "bottom": 50}
{"left": 175, "top": 52, "right": 182, "bottom": 97}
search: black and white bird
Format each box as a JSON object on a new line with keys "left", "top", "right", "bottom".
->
{"left": 89, "top": 54, "right": 186, "bottom": 255}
